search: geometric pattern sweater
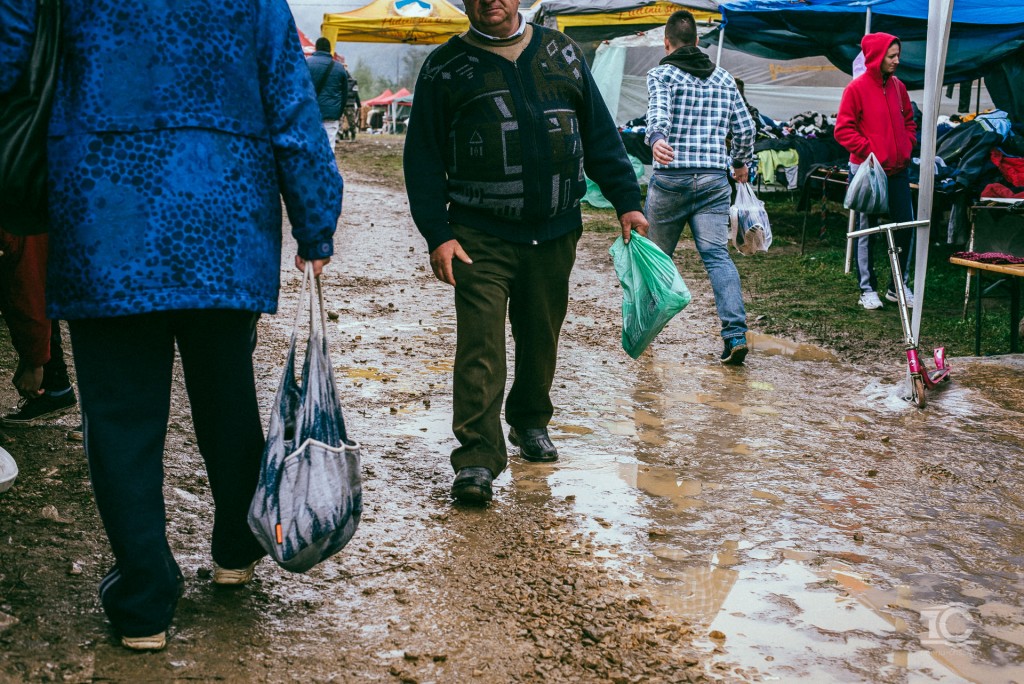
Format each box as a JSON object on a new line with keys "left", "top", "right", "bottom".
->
{"left": 404, "top": 25, "right": 642, "bottom": 252}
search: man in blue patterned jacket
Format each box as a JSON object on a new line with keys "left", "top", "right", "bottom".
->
{"left": 0, "top": 0, "right": 342, "bottom": 650}
{"left": 645, "top": 10, "right": 756, "bottom": 366}
{"left": 404, "top": 0, "right": 648, "bottom": 506}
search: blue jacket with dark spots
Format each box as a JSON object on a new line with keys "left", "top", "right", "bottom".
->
{"left": 0, "top": 0, "right": 343, "bottom": 319}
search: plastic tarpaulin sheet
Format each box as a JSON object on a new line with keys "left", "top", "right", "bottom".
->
{"left": 593, "top": 25, "right": 858, "bottom": 122}
{"left": 985, "top": 51, "right": 1024, "bottom": 122}
{"left": 534, "top": 0, "right": 718, "bottom": 13}
{"left": 533, "top": 1, "right": 719, "bottom": 42}
{"left": 321, "top": 0, "right": 468, "bottom": 45}
{"left": 714, "top": 0, "right": 1024, "bottom": 89}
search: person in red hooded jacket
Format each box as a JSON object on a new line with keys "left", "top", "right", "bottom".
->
{"left": 835, "top": 32, "right": 918, "bottom": 311}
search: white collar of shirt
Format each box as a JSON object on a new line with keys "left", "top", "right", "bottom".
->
{"left": 469, "top": 12, "right": 526, "bottom": 41}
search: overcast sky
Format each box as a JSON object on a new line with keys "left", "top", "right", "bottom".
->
{"left": 286, "top": 0, "right": 444, "bottom": 84}
{"left": 287, "top": 1, "right": 363, "bottom": 39}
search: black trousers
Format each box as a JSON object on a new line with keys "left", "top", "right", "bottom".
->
{"left": 449, "top": 224, "right": 581, "bottom": 477}
{"left": 43, "top": 320, "right": 71, "bottom": 392}
{"left": 69, "top": 310, "right": 267, "bottom": 637}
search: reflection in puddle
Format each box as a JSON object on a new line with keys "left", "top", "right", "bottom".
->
{"left": 553, "top": 423, "right": 594, "bottom": 436}
{"left": 536, "top": 335, "right": 1024, "bottom": 682}
{"left": 618, "top": 464, "right": 710, "bottom": 510}
{"left": 388, "top": 410, "right": 451, "bottom": 438}
{"left": 747, "top": 333, "right": 838, "bottom": 362}
{"left": 750, "top": 490, "right": 783, "bottom": 504}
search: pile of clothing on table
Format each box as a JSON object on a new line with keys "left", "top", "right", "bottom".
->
{"left": 936, "top": 111, "right": 1023, "bottom": 194}
{"left": 752, "top": 110, "right": 847, "bottom": 191}
{"left": 928, "top": 110, "right": 1024, "bottom": 242}
{"left": 617, "top": 116, "right": 654, "bottom": 166}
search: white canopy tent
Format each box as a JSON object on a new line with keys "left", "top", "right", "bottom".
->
{"left": 912, "top": 0, "right": 954, "bottom": 356}
{"left": 591, "top": 22, "right": 991, "bottom": 124}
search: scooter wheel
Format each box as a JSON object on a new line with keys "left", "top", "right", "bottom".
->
{"left": 912, "top": 375, "right": 927, "bottom": 409}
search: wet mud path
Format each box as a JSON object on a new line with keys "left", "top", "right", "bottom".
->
{"left": 0, "top": 177, "right": 1022, "bottom": 682}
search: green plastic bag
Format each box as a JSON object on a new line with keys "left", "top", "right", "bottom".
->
{"left": 609, "top": 232, "right": 691, "bottom": 359}
{"left": 582, "top": 154, "right": 644, "bottom": 209}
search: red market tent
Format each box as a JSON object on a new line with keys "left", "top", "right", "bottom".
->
{"left": 363, "top": 88, "right": 414, "bottom": 132}
{"left": 364, "top": 88, "right": 394, "bottom": 106}
{"left": 297, "top": 27, "right": 317, "bottom": 55}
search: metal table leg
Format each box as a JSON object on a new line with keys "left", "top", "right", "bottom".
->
{"left": 800, "top": 211, "right": 808, "bottom": 256}
{"left": 975, "top": 270, "right": 983, "bottom": 356}
{"left": 1012, "top": 275, "right": 1020, "bottom": 354}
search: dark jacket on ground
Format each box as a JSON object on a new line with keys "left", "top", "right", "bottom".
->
{"left": 307, "top": 50, "right": 348, "bottom": 120}
{"left": 404, "top": 24, "right": 642, "bottom": 253}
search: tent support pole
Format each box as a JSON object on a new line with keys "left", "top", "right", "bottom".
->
{"left": 865, "top": 8, "right": 871, "bottom": 34}
{"left": 975, "top": 78, "right": 982, "bottom": 115}
{"left": 910, "top": 0, "right": 955, "bottom": 350}
{"left": 716, "top": 26, "right": 725, "bottom": 66}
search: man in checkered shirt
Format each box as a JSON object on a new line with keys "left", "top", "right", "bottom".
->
{"left": 643, "top": 10, "right": 756, "bottom": 366}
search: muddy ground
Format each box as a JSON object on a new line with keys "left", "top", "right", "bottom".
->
{"left": 1, "top": 154, "right": 1023, "bottom": 683}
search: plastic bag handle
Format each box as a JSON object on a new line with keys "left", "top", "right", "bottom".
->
{"left": 291, "top": 262, "right": 330, "bottom": 343}
{"left": 315, "top": 272, "right": 329, "bottom": 352}
{"left": 285, "top": 262, "right": 333, "bottom": 371}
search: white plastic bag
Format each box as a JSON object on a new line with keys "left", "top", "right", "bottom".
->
{"left": 844, "top": 153, "right": 889, "bottom": 215}
{"left": 731, "top": 183, "right": 772, "bottom": 255}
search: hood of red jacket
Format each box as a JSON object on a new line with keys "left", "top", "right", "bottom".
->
{"left": 861, "top": 32, "right": 900, "bottom": 83}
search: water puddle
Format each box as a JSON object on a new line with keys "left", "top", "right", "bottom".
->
{"left": 746, "top": 333, "right": 839, "bottom": 362}
{"left": 525, "top": 339, "right": 1024, "bottom": 681}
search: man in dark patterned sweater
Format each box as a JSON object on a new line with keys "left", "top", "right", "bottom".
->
{"left": 404, "top": 0, "right": 647, "bottom": 506}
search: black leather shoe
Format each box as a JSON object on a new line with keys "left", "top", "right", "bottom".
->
{"left": 508, "top": 427, "right": 558, "bottom": 463}
{"left": 451, "top": 466, "right": 493, "bottom": 505}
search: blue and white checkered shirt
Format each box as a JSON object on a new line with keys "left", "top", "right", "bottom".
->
{"left": 645, "top": 64, "right": 756, "bottom": 171}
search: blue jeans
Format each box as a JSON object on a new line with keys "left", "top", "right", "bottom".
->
{"left": 644, "top": 172, "right": 747, "bottom": 341}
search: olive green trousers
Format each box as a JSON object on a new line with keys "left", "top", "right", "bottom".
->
{"left": 449, "top": 224, "right": 582, "bottom": 476}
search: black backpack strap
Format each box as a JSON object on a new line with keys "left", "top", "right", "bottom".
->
{"left": 313, "top": 60, "right": 336, "bottom": 96}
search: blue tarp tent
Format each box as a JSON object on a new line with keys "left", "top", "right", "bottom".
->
{"left": 711, "top": 0, "right": 1024, "bottom": 90}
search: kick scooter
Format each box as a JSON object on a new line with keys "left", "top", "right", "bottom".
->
{"left": 847, "top": 218, "right": 951, "bottom": 408}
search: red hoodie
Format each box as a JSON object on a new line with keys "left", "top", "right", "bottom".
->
{"left": 834, "top": 33, "right": 917, "bottom": 176}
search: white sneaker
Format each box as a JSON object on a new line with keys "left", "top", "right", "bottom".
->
{"left": 859, "top": 291, "right": 884, "bottom": 310}
{"left": 121, "top": 632, "right": 166, "bottom": 651}
{"left": 885, "top": 286, "right": 915, "bottom": 308}
{"left": 212, "top": 560, "right": 258, "bottom": 586}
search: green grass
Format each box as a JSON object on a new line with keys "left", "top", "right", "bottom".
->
{"left": 585, "top": 196, "right": 1017, "bottom": 360}
{"left": 335, "top": 134, "right": 407, "bottom": 190}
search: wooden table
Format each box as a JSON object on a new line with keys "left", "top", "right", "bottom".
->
{"left": 949, "top": 257, "right": 1024, "bottom": 355}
